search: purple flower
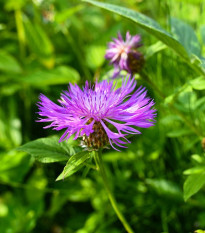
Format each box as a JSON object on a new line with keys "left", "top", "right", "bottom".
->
{"left": 105, "top": 32, "right": 144, "bottom": 78}
{"left": 37, "top": 77, "right": 156, "bottom": 151}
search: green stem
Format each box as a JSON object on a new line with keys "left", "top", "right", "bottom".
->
{"left": 15, "top": 9, "right": 26, "bottom": 60}
{"left": 94, "top": 150, "right": 135, "bottom": 233}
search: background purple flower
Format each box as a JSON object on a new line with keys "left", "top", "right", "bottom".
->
{"left": 105, "top": 31, "right": 144, "bottom": 78}
{"left": 37, "top": 77, "right": 156, "bottom": 150}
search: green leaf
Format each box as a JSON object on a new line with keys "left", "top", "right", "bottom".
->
{"left": 0, "top": 150, "right": 31, "bottom": 182}
{"left": 191, "top": 154, "right": 204, "bottom": 164}
{"left": 171, "top": 18, "right": 201, "bottom": 57}
{"left": 23, "top": 16, "right": 54, "bottom": 67}
{"left": 4, "top": 0, "right": 26, "bottom": 11}
{"left": 166, "top": 129, "right": 192, "bottom": 138}
{"left": 83, "top": 0, "right": 189, "bottom": 60}
{"left": 0, "top": 50, "right": 22, "bottom": 73}
{"left": 86, "top": 45, "right": 106, "bottom": 69}
{"left": 56, "top": 151, "right": 90, "bottom": 181}
{"left": 145, "top": 41, "right": 167, "bottom": 59}
{"left": 183, "top": 166, "right": 205, "bottom": 175}
{"left": 189, "top": 77, "right": 205, "bottom": 90}
{"left": 146, "top": 179, "right": 183, "bottom": 201}
{"left": 200, "top": 25, "right": 205, "bottom": 45}
{"left": 18, "top": 137, "right": 76, "bottom": 163}
{"left": 183, "top": 172, "right": 205, "bottom": 201}
{"left": 55, "top": 4, "right": 84, "bottom": 23}
{"left": 18, "top": 66, "right": 80, "bottom": 86}
{"left": 24, "top": 18, "right": 53, "bottom": 56}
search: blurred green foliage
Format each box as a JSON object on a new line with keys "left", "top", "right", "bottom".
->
{"left": 0, "top": 0, "right": 205, "bottom": 232}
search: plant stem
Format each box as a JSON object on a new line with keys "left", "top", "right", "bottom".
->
{"left": 15, "top": 9, "right": 26, "bottom": 60}
{"left": 94, "top": 150, "right": 135, "bottom": 233}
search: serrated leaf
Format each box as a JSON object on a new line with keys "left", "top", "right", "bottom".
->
{"left": 83, "top": 0, "right": 189, "bottom": 60}
{"left": 56, "top": 151, "right": 90, "bottom": 181}
{"left": 18, "top": 137, "right": 76, "bottom": 163}
{"left": 0, "top": 50, "right": 22, "bottom": 73}
{"left": 183, "top": 172, "right": 205, "bottom": 201}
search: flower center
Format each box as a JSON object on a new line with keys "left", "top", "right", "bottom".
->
{"left": 127, "top": 51, "right": 144, "bottom": 73}
{"left": 118, "top": 45, "right": 128, "bottom": 56}
{"left": 82, "top": 119, "right": 109, "bottom": 150}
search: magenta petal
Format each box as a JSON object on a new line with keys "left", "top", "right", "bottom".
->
{"left": 105, "top": 31, "right": 143, "bottom": 78}
{"left": 37, "top": 77, "right": 156, "bottom": 151}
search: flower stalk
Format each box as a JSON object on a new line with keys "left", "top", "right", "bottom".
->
{"left": 94, "top": 149, "right": 134, "bottom": 233}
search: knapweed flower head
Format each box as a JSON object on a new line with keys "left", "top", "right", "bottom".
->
{"left": 37, "top": 77, "right": 156, "bottom": 151}
{"left": 105, "top": 31, "right": 144, "bottom": 78}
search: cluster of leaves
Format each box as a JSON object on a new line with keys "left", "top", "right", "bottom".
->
{"left": 0, "top": 0, "right": 205, "bottom": 232}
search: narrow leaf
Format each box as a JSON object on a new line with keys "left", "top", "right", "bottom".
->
{"left": 183, "top": 172, "right": 205, "bottom": 201}
{"left": 183, "top": 166, "right": 205, "bottom": 175}
{"left": 23, "top": 16, "right": 54, "bottom": 67}
{"left": 83, "top": 0, "right": 189, "bottom": 60}
{"left": 200, "top": 25, "right": 205, "bottom": 45}
{"left": 56, "top": 151, "right": 90, "bottom": 181}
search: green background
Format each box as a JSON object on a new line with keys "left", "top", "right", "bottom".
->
{"left": 0, "top": 0, "right": 205, "bottom": 232}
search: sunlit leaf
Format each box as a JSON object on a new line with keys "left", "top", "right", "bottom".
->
{"left": 0, "top": 51, "right": 22, "bottom": 73}
{"left": 86, "top": 45, "right": 106, "bottom": 69}
{"left": 4, "top": 0, "right": 26, "bottom": 11}
{"left": 183, "top": 166, "right": 205, "bottom": 175}
{"left": 191, "top": 154, "right": 204, "bottom": 164}
{"left": 56, "top": 151, "right": 90, "bottom": 181}
{"left": 189, "top": 77, "right": 205, "bottom": 90}
{"left": 83, "top": 0, "right": 189, "bottom": 60}
{"left": 184, "top": 172, "right": 205, "bottom": 201}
